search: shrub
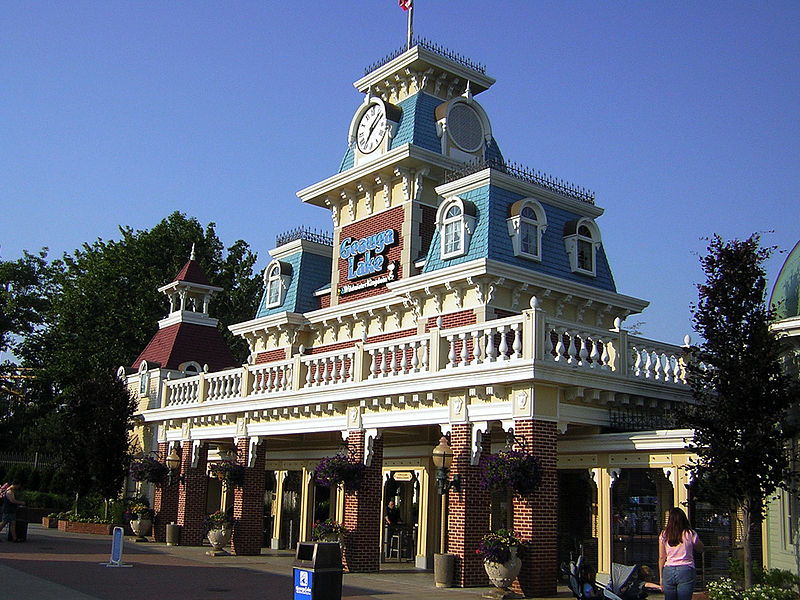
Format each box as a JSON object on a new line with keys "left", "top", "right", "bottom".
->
{"left": 708, "top": 577, "right": 800, "bottom": 600}
{"left": 311, "top": 518, "right": 348, "bottom": 541}
{"left": 203, "top": 510, "right": 235, "bottom": 534}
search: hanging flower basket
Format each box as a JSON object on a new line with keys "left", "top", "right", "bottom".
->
{"left": 479, "top": 450, "right": 542, "bottom": 497}
{"left": 208, "top": 460, "right": 245, "bottom": 487}
{"left": 129, "top": 455, "right": 169, "bottom": 485}
{"left": 313, "top": 453, "right": 365, "bottom": 492}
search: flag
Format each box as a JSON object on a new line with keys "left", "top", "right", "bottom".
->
{"left": 399, "top": 0, "right": 412, "bottom": 11}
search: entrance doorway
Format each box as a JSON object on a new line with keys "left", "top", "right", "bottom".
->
{"left": 280, "top": 470, "right": 302, "bottom": 550}
{"left": 382, "top": 470, "right": 419, "bottom": 563}
{"left": 611, "top": 469, "right": 660, "bottom": 570}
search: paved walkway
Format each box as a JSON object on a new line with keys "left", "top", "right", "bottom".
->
{"left": 0, "top": 525, "right": 665, "bottom": 600}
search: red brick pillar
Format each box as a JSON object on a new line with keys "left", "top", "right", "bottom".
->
{"left": 511, "top": 419, "right": 558, "bottom": 597}
{"left": 448, "top": 424, "right": 491, "bottom": 587}
{"left": 177, "top": 441, "right": 209, "bottom": 546}
{"left": 232, "top": 437, "right": 266, "bottom": 556}
{"left": 153, "top": 442, "right": 179, "bottom": 542}
{"left": 342, "top": 430, "right": 383, "bottom": 573}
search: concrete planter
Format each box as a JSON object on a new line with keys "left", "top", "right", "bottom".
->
{"left": 434, "top": 553, "right": 456, "bottom": 588}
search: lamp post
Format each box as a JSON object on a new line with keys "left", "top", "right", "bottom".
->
{"left": 165, "top": 447, "right": 182, "bottom": 486}
{"left": 432, "top": 436, "right": 460, "bottom": 554}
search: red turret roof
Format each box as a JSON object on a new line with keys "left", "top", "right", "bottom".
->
{"left": 174, "top": 259, "right": 212, "bottom": 287}
{"left": 132, "top": 322, "right": 236, "bottom": 371}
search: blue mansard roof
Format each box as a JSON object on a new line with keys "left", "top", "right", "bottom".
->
{"left": 423, "top": 182, "right": 617, "bottom": 293}
{"left": 255, "top": 248, "right": 331, "bottom": 319}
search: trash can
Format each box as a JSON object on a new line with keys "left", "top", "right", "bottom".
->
{"left": 292, "top": 541, "right": 343, "bottom": 600}
{"left": 166, "top": 523, "right": 181, "bottom": 546}
{"left": 8, "top": 507, "right": 27, "bottom": 542}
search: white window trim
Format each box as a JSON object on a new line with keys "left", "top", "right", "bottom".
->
{"left": 436, "top": 196, "right": 476, "bottom": 260}
{"left": 564, "top": 218, "right": 601, "bottom": 277}
{"left": 507, "top": 198, "right": 547, "bottom": 261}
{"left": 263, "top": 260, "right": 291, "bottom": 309}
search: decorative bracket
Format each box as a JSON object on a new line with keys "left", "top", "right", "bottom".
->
{"left": 248, "top": 436, "right": 261, "bottom": 468}
{"left": 364, "top": 428, "right": 381, "bottom": 467}
{"left": 471, "top": 421, "right": 489, "bottom": 465}
{"left": 190, "top": 440, "right": 203, "bottom": 469}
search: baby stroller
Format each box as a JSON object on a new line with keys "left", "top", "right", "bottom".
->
{"left": 603, "top": 563, "right": 649, "bottom": 600}
{"left": 564, "top": 556, "right": 648, "bottom": 600}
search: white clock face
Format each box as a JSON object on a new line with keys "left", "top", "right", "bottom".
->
{"left": 356, "top": 103, "right": 387, "bottom": 154}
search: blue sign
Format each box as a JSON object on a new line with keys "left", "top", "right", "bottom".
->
{"left": 340, "top": 228, "right": 396, "bottom": 281}
{"left": 110, "top": 526, "right": 124, "bottom": 564}
{"left": 294, "top": 568, "right": 313, "bottom": 599}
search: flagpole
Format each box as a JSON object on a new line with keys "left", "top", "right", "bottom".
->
{"left": 407, "top": 4, "right": 413, "bottom": 50}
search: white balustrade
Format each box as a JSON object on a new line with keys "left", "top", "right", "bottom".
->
{"left": 249, "top": 361, "right": 293, "bottom": 395}
{"left": 442, "top": 317, "right": 524, "bottom": 369}
{"left": 166, "top": 377, "right": 199, "bottom": 407}
{"left": 205, "top": 369, "right": 242, "bottom": 402}
{"left": 366, "top": 337, "right": 429, "bottom": 380}
{"left": 629, "top": 339, "right": 686, "bottom": 384}
{"left": 301, "top": 349, "right": 356, "bottom": 387}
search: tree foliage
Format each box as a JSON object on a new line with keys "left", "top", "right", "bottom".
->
{"left": 0, "top": 212, "right": 262, "bottom": 500}
{"left": 683, "top": 233, "right": 798, "bottom": 588}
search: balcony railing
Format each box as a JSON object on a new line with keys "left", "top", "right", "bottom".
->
{"left": 161, "top": 310, "right": 689, "bottom": 409}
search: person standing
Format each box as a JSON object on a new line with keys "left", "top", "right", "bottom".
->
{"left": 0, "top": 482, "right": 25, "bottom": 542}
{"left": 658, "top": 507, "right": 703, "bottom": 600}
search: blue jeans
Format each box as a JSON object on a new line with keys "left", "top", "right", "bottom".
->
{"left": 662, "top": 565, "right": 696, "bottom": 600}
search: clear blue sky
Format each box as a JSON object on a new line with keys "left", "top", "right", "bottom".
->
{"left": 2, "top": 1, "right": 798, "bottom": 345}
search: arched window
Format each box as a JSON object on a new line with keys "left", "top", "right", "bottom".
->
{"left": 564, "top": 218, "right": 601, "bottom": 276}
{"left": 138, "top": 361, "right": 150, "bottom": 396}
{"left": 263, "top": 260, "right": 292, "bottom": 309}
{"left": 507, "top": 199, "right": 547, "bottom": 261}
{"left": 436, "top": 196, "right": 476, "bottom": 260}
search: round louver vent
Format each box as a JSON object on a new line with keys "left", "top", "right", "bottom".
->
{"left": 447, "top": 102, "right": 484, "bottom": 152}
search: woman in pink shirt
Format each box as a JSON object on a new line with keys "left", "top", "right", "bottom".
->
{"left": 658, "top": 507, "right": 704, "bottom": 600}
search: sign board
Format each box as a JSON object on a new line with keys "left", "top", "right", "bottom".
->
{"left": 294, "top": 568, "right": 313, "bottom": 599}
{"left": 101, "top": 526, "right": 131, "bottom": 567}
{"left": 393, "top": 471, "right": 413, "bottom": 482}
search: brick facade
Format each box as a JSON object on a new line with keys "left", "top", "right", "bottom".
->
{"left": 177, "top": 441, "right": 209, "bottom": 546}
{"left": 153, "top": 442, "right": 180, "bottom": 542}
{"left": 448, "top": 424, "right": 491, "bottom": 587}
{"left": 255, "top": 348, "right": 286, "bottom": 364}
{"left": 232, "top": 437, "right": 267, "bottom": 555}
{"left": 337, "top": 206, "right": 404, "bottom": 304}
{"left": 342, "top": 430, "right": 384, "bottom": 573}
{"left": 511, "top": 419, "right": 558, "bottom": 597}
{"left": 425, "top": 310, "right": 477, "bottom": 331}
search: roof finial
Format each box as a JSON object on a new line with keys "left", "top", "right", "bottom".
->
{"left": 190, "top": 243, "right": 196, "bottom": 261}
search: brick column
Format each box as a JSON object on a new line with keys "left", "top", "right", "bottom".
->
{"left": 448, "top": 424, "right": 491, "bottom": 587}
{"left": 232, "top": 437, "right": 266, "bottom": 555}
{"left": 511, "top": 419, "right": 558, "bottom": 597}
{"left": 177, "top": 441, "right": 209, "bottom": 546}
{"left": 342, "top": 430, "right": 383, "bottom": 573}
{"left": 153, "top": 442, "right": 179, "bottom": 542}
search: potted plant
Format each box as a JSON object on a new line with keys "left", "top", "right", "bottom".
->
{"left": 129, "top": 455, "right": 169, "bottom": 485}
{"left": 479, "top": 450, "right": 542, "bottom": 497}
{"left": 313, "top": 453, "right": 365, "bottom": 492}
{"left": 208, "top": 460, "right": 245, "bottom": 488}
{"left": 311, "top": 518, "right": 348, "bottom": 544}
{"left": 203, "top": 510, "right": 235, "bottom": 555}
{"left": 125, "top": 500, "right": 155, "bottom": 541}
{"left": 476, "top": 529, "right": 525, "bottom": 594}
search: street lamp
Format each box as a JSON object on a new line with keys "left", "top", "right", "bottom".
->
{"left": 165, "top": 447, "right": 183, "bottom": 486}
{"left": 432, "top": 436, "right": 460, "bottom": 495}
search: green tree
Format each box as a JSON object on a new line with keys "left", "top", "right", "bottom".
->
{"left": 55, "top": 373, "right": 138, "bottom": 503}
{"left": 683, "top": 234, "right": 798, "bottom": 589}
{"left": 5, "top": 212, "right": 261, "bottom": 494}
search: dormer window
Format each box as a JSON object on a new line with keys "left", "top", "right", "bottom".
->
{"left": 564, "top": 218, "right": 601, "bottom": 276}
{"left": 138, "top": 361, "right": 150, "bottom": 396}
{"left": 507, "top": 199, "right": 547, "bottom": 261}
{"left": 264, "top": 260, "right": 292, "bottom": 309}
{"left": 436, "top": 196, "right": 476, "bottom": 260}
